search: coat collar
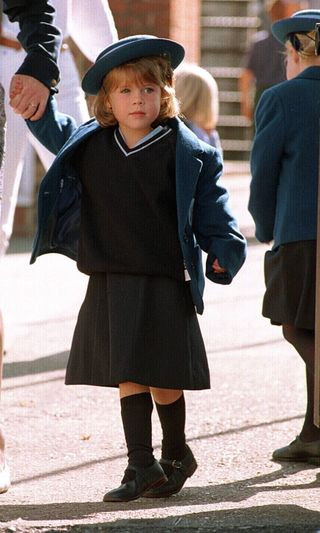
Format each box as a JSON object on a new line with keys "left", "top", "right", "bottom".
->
{"left": 296, "top": 66, "right": 320, "bottom": 81}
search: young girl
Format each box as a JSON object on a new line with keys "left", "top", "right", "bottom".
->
{"left": 249, "top": 10, "right": 320, "bottom": 464}
{"left": 27, "top": 35, "right": 247, "bottom": 502}
{"left": 174, "top": 63, "right": 222, "bottom": 151}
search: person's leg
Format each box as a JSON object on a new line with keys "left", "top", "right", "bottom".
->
{"left": 272, "top": 324, "right": 320, "bottom": 464}
{"left": 144, "top": 387, "right": 197, "bottom": 498}
{"left": 0, "top": 48, "right": 29, "bottom": 256}
{"left": 103, "top": 382, "right": 167, "bottom": 502}
{"left": 0, "top": 82, "right": 10, "bottom": 493}
{"left": 282, "top": 324, "right": 320, "bottom": 441}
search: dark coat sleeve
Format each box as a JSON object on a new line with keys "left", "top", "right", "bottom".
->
{"left": 3, "top": 0, "right": 61, "bottom": 91}
{"left": 248, "top": 88, "right": 285, "bottom": 243}
{"left": 193, "top": 147, "right": 247, "bottom": 284}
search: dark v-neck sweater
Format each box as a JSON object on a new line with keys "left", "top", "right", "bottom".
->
{"left": 72, "top": 125, "right": 185, "bottom": 281}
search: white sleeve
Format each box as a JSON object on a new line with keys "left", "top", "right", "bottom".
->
{"left": 69, "top": 0, "right": 118, "bottom": 63}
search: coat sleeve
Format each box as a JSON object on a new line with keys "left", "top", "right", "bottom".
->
{"left": 26, "top": 96, "right": 78, "bottom": 155}
{"left": 3, "top": 0, "right": 61, "bottom": 91}
{"left": 192, "top": 147, "right": 247, "bottom": 284}
{"left": 248, "top": 88, "right": 285, "bottom": 243}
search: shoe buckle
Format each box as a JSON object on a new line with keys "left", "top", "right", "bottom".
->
{"left": 172, "top": 460, "right": 183, "bottom": 469}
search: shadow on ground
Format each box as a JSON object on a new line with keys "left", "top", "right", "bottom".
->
{"left": 1, "top": 464, "right": 320, "bottom": 527}
{"left": 3, "top": 351, "right": 69, "bottom": 378}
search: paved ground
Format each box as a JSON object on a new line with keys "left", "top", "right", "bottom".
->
{"left": 0, "top": 162, "right": 320, "bottom": 532}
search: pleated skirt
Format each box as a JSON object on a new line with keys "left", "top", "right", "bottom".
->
{"left": 66, "top": 272, "right": 210, "bottom": 389}
{"left": 262, "top": 240, "right": 315, "bottom": 330}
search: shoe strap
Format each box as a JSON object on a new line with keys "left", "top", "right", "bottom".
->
{"left": 160, "top": 458, "right": 186, "bottom": 471}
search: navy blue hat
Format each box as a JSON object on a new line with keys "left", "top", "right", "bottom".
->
{"left": 82, "top": 34, "right": 185, "bottom": 95}
{"left": 272, "top": 9, "right": 320, "bottom": 44}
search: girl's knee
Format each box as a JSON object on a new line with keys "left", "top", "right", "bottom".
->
{"left": 119, "top": 382, "right": 150, "bottom": 398}
{"left": 282, "top": 324, "right": 296, "bottom": 344}
{"left": 150, "top": 388, "right": 182, "bottom": 405}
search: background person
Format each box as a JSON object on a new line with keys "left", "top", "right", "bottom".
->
{"left": 174, "top": 63, "right": 222, "bottom": 151}
{"left": 248, "top": 9, "right": 320, "bottom": 464}
{"left": 0, "top": 0, "right": 61, "bottom": 494}
{"left": 239, "top": 0, "right": 304, "bottom": 122}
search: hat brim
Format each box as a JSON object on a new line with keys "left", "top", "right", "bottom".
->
{"left": 272, "top": 16, "right": 320, "bottom": 44}
{"left": 82, "top": 38, "right": 185, "bottom": 95}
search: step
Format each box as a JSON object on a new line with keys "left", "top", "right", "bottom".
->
{"left": 201, "top": 15, "right": 259, "bottom": 28}
{"left": 221, "top": 139, "right": 252, "bottom": 152}
{"left": 202, "top": 0, "right": 254, "bottom": 17}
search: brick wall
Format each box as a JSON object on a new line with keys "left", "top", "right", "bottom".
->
{"left": 108, "top": 0, "right": 200, "bottom": 62}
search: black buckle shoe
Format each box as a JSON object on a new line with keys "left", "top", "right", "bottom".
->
{"left": 103, "top": 459, "right": 167, "bottom": 502}
{"left": 144, "top": 444, "right": 197, "bottom": 498}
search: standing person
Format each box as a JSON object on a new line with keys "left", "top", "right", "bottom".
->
{"left": 0, "top": 0, "right": 118, "bottom": 255}
{"left": 239, "top": 0, "right": 304, "bottom": 122}
{"left": 26, "top": 35, "right": 247, "bottom": 502}
{"left": 248, "top": 9, "right": 320, "bottom": 464}
{"left": 0, "top": 0, "right": 61, "bottom": 494}
{"left": 174, "top": 63, "right": 222, "bottom": 151}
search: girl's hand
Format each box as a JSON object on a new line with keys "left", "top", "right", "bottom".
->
{"left": 212, "top": 259, "right": 226, "bottom": 273}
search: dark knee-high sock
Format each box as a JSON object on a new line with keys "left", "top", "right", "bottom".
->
{"left": 283, "top": 325, "right": 320, "bottom": 440}
{"left": 155, "top": 394, "right": 187, "bottom": 464}
{"left": 121, "top": 392, "right": 154, "bottom": 469}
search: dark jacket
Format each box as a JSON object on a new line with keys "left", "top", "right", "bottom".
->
{"left": 3, "top": 0, "right": 61, "bottom": 91}
{"left": 27, "top": 98, "right": 247, "bottom": 314}
{"left": 249, "top": 66, "right": 320, "bottom": 247}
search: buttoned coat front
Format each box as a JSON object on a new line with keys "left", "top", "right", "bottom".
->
{"left": 27, "top": 98, "right": 246, "bottom": 314}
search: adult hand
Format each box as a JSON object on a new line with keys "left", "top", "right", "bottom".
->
{"left": 9, "top": 75, "right": 50, "bottom": 121}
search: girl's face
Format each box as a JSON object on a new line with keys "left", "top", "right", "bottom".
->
{"left": 107, "top": 72, "right": 162, "bottom": 144}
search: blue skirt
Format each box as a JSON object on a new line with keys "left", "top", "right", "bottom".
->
{"left": 66, "top": 272, "right": 210, "bottom": 389}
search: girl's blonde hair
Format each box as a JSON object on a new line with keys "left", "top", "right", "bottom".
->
{"left": 174, "top": 64, "right": 219, "bottom": 131}
{"left": 289, "top": 30, "right": 318, "bottom": 58}
{"left": 94, "top": 56, "right": 180, "bottom": 127}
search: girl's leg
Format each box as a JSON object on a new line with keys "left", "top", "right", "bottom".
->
{"left": 144, "top": 387, "right": 197, "bottom": 498}
{"left": 282, "top": 324, "right": 320, "bottom": 441}
{"left": 151, "top": 388, "right": 187, "bottom": 463}
{"left": 119, "top": 382, "right": 154, "bottom": 468}
{"left": 103, "top": 382, "right": 167, "bottom": 502}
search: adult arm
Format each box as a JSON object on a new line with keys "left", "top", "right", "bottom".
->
{"left": 238, "top": 68, "right": 255, "bottom": 121}
{"left": 3, "top": 0, "right": 62, "bottom": 120}
{"left": 248, "top": 89, "right": 285, "bottom": 243}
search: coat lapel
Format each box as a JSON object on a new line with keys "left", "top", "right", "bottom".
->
{"left": 174, "top": 119, "right": 204, "bottom": 233}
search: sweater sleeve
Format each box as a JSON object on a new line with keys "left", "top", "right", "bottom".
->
{"left": 248, "top": 88, "right": 285, "bottom": 243}
{"left": 3, "top": 0, "right": 61, "bottom": 92}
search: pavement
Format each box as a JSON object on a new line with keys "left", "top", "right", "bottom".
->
{"left": 0, "top": 161, "right": 320, "bottom": 532}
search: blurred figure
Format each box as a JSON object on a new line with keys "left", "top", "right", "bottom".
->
{"left": 0, "top": 0, "right": 62, "bottom": 495}
{"left": 175, "top": 63, "right": 222, "bottom": 151}
{"left": 0, "top": 0, "right": 118, "bottom": 255}
{"left": 239, "top": 0, "right": 304, "bottom": 121}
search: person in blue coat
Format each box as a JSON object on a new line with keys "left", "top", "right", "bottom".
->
{"left": 27, "top": 35, "right": 246, "bottom": 502}
{"left": 248, "top": 10, "right": 320, "bottom": 464}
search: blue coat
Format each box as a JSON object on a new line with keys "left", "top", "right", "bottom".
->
{"left": 249, "top": 66, "right": 320, "bottom": 247}
{"left": 27, "top": 98, "right": 246, "bottom": 314}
